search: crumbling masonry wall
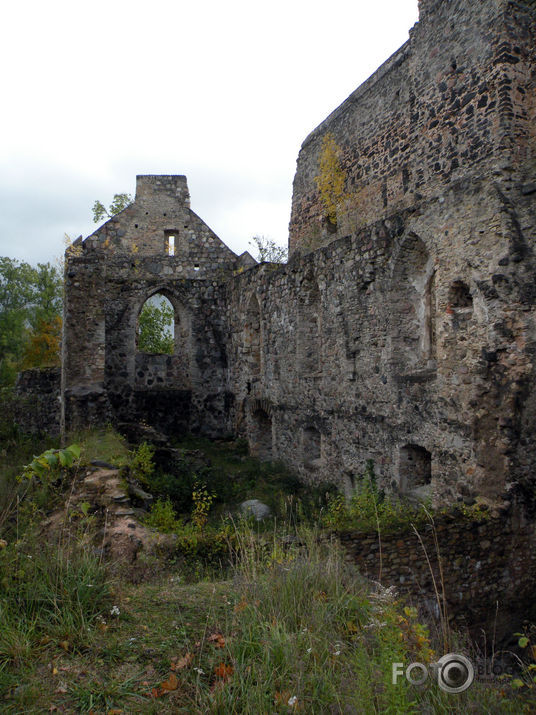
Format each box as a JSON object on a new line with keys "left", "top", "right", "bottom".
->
{"left": 225, "top": 0, "right": 536, "bottom": 504}
{"left": 61, "top": 0, "right": 536, "bottom": 508}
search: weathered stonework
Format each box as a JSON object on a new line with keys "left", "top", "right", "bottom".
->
{"left": 59, "top": 0, "right": 535, "bottom": 512}
{"left": 62, "top": 175, "right": 250, "bottom": 438}
{"left": 10, "top": 367, "right": 61, "bottom": 437}
{"left": 337, "top": 496, "right": 536, "bottom": 638}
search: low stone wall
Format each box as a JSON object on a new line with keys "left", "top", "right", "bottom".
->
{"left": 336, "top": 498, "right": 536, "bottom": 639}
{"left": 11, "top": 367, "right": 61, "bottom": 437}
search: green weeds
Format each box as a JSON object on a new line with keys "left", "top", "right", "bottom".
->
{"left": 0, "top": 426, "right": 533, "bottom": 713}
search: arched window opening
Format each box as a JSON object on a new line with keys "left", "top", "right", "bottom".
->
{"left": 391, "top": 235, "right": 436, "bottom": 371}
{"left": 298, "top": 280, "right": 321, "bottom": 375}
{"left": 250, "top": 408, "right": 272, "bottom": 460}
{"left": 303, "top": 426, "right": 321, "bottom": 467}
{"left": 244, "top": 295, "right": 261, "bottom": 379}
{"left": 399, "top": 444, "right": 432, "bottom": 492}
{"left": 137, "top": 293, "right": 175, "bottom": 355}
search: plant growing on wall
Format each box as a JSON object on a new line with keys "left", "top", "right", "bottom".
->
{"left": 314, "top": 133, "right": 347, "bottom": 229}
{"left": 248, "top": 235, "right": 288, "bottom": 264}
{"left": 92, "top": 193, "right": 133, "bottom": 224}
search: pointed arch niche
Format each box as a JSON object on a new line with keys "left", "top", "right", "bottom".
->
{"left": 249, "top": 407, "right": 273, "bottom": 460}
{"left": 297, "top": 278, "right": 321, "bottom": 376}
{"left": 390, "top": 235, "right": 436, "bottom": 372}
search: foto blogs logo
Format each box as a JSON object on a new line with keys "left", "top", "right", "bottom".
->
{"left": 392, "top": 653, "right": 475, "bottom": 694}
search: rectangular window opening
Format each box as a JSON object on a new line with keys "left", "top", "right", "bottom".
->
{"left": 194, "top": 263, "right": 200, "bottom": 271}
{"left": 167, "top": 235, "right": 175, "bottom": 256}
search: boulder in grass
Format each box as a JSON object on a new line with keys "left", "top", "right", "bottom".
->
{"left": 240, "top": 499, "right": 271, "bottom": 521}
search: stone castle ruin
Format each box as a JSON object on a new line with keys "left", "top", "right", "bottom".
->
{"left": 57, "top": 0, "right": 536, "bottom": 509}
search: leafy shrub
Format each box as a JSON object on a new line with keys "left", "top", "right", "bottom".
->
{"left": 173, "top": 524, "right": 235, "bottom": 574}
{"left": 145, "top": 498, "right": 182, "bottom": 533}
{"left": 2, "top": 443, "right": 81, "bottom": 536}
{"left": 21, "top": 443, "right": 81, "bottom": 481}
{"left": 321, "top": 461, "right": 429, "bottom": 533}
{"left": 129, "top": 441, "right": 155, "bottom": 484}
{"left": 144, "top": 493, "right": 235, "bottom": 576}
{"left": 191, "top": 481, "right": 216, "bottom": 530}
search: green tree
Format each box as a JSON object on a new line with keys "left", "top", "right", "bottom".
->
{"left": 30, "top": 263, "right": 63, "bottom": 330}
{"left": 0, "top": 258, "right": 63, "bottom": 385}
{"left": 249, "top": 235, "right": 288, "bottom": 264}
{"left": 137, "top": 299, "right": 174, "bottom": 354}
{"left": 21, "top": 315, "right": 62, "bottom": 369}
{"left": 92, "top": 193, "right": 133, "bottom": 224}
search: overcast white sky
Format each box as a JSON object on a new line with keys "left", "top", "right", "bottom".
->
{"left": 0, "top": 0, "right": 419, "bottom": 266}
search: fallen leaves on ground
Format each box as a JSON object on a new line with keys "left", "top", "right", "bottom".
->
{"left": 208, "top": 632, "right": 226, "bottom": 648}
{"left": 170, "top": 653, "right": 193, "bottom": 670}
{"left": 147, "top": 672, "right": 179, "bottom": 698}
{"left": 213, "top": 663, "right": 234, "bottom": 681}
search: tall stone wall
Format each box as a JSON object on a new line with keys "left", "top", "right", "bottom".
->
{"left": 222, "top": 0, "right": 536, "bottom": 504}
{"left": 11, "top": 367, "right": 61, "bottom": 437}
{"left": 289, "top": 0, "right": 535, "bottom": 257}
{"left": 226, "top": 174, "right": 536, "bottom": 502}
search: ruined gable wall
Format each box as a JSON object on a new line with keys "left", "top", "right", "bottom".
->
{"left": 63, "top": 176, "right": 239, "bottom": 436}
{"left": 85, "top": 175, "right": 237, "bottom": 270}
{"left": 102, "top": 260, "right": 233, "bottom": 437}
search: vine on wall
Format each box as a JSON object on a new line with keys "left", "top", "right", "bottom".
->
{"left": 314, "top": 133, "right": 347, "bottom": 228}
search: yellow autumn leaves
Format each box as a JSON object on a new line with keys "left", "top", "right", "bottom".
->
{"left": 314, "top": 133, "right": 348, "bottom": 228}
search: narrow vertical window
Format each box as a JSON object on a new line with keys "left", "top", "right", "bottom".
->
{"left": 167, "top": 235, "right": 175, "bottom": 256}
{"left": 423, "top": 269, "right": 437, "bottom": 361}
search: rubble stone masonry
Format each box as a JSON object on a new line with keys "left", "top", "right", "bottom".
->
{"left": 58, "top": 0, "right": 535, "bottom": 512}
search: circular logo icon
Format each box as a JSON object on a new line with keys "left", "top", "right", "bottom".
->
{"left": 436, "top": 653, "right": 474, "bottom": 693}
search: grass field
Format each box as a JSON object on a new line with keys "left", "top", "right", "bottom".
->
{"left": 1, "top": 426, "right": 535, "bottom": 713}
